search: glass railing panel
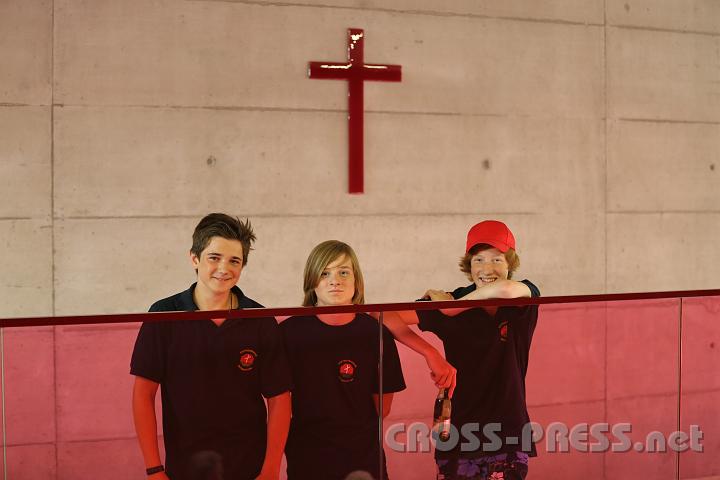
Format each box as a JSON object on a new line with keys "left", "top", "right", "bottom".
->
{"left": 0, "top": 327, "right": 4, "bottom": 478}
{"left": 382, "top": 309, "right": 442, "bottom": 480}
{"left": 679, "top": 295, "right": 720, "bottom": 479}
{"left": 1, "top": 325, "right": 57, "bottom": 479}
{"left": 526, "top": 301, "right": 608, "bottom": 478}
{"left": 1, "top": 293, "right": 716, "bottom": 479}
{"left": 55, "top": 321, "right": 143, "bottom": 479}
{"left": 383, "top": 298, "right": 683, "bottom": 479}
{"left": 603, "top": 298, "right": 681, "bottom": 479}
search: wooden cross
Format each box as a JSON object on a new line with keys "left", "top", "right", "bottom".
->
{"left": 309, "top": 28, "right": 402, "bottom": 194}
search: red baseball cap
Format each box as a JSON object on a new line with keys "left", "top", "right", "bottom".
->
{"left": 465, "top": 220, "right": 516, "bottom": 253}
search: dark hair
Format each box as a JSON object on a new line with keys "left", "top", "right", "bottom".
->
{"left": 191, "top": 213, "right": 256, "bottom": 265}
{"left": 459, "top": 243, "right": 520, "bottom": 280}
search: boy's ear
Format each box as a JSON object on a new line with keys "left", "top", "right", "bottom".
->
{"left": 189, "top": 250, "right": 200, "bottom": 269}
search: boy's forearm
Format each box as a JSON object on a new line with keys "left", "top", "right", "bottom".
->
{"left": 132, "top": 382, "right": 163, "bottom": 469}
{"left": 260, "top": 391, "right": 292, "bottom": 477}
{"left": 462, "top": 279, "right": 531, "bottom": 300}
{"left": 383, "top": 312, "right": 456, "bottom": 395}
{"left": 382, "top": 311, "right": 435, "bottom": 357}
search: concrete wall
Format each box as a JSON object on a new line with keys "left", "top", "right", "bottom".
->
{"left": 1, "top": 0, "right": 719, "bottom": 478}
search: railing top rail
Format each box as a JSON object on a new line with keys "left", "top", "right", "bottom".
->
{"left": 1, "top": 288, "right": 719, "bottom": 329}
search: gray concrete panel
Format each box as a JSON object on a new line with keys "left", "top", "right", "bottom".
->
{"left": 608, "top": 27, "right": 720, "bottom": 122}
{"left": 607, "top": 0, "right": 720, "bottom": 34}
{"left": 0, "top": 219, "right": 53, "bottom": 318}
{"left": 0, "top": 0, "right": 52, "bottom": 104}
{"left": 607, "top": 213, "right": 720, "bottom": 293}
{"left": 608, "top": 120, "right": 720, "bottom": 212}
{"left": 243, "top": 213, "right": 605, "bottom": 303}
{"left": 0, "top": 106, "right": 52, "bottom": 218}
{"left": 53, "top": 107, "right": 604, "bottom": 217}
{"left": 54, "top": 0, "right": 603, "bottom": 118}
{"left": 53, "top": 213, "right": 603, "bottom": 317}
{"left": 53, "top": 217, "right": 198, "bottom": 316}
{"left": 200, "top": 0, "right": 604, "bottom": 25}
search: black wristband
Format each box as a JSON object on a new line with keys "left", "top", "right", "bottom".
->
{"left": 146, "top": 465, "right": 164, "bottom": 475}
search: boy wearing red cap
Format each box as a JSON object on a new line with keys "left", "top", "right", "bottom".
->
{"left": 386, "top": 220, "right": 539, "bottom": 480}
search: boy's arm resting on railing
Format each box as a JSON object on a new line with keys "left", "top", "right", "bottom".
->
{"left": 423, "top": 279, "right": 532, "bottom": 317}
{"left": 459, "top": 279, "right": 532, "bottom": 300}
{"left": 381, "top": 310, "right": 457, "bottom": 396}
{"left": 257, "top": 391, "right": 292, "bottom": 480}
{"left": 132, "top": 376, "right": 170, "bottom": 480}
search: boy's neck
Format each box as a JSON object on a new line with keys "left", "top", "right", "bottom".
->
{"left": 194, "top": 285, "right": 234, "bottom": 311}
{"left": 317, "top": 313, "right": 355, "bottom": 326}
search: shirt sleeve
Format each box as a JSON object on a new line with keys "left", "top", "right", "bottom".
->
{"left": 417, "top": 285, "right": 470, "bottom": 337}
{"left": 521, "top": 279, "right": 541, "bottom": 298}
{"left": 416, "top": 308, "right": 448, "bottom": 337}
{"left": 377, "top": 326, "right": 406, "bottom": 394}
{"left": 508, "top": 280, "right": 540, "bottom": 355}
{"left": 258, "top": 317, "right": 293, "bottom": 398}
{"left": 129, "top": 301, "right": 172, "bottom": 383}
{"left": 129, "top": 321, "right": 166, "bottom": 384}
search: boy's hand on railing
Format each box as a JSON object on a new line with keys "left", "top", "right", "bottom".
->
{"left": 423, "top": 289, "right": 454, "bottom": 301}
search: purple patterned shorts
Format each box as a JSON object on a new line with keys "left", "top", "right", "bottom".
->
{"left": 436, "top": 452, "right": 529, "bottom": 480}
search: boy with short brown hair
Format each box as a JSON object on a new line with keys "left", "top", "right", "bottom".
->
{"left": 131, "top": 213, "right": 292, "bottom": 480}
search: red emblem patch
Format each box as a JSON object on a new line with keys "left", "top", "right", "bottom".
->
{"left": 498, "top": 320, "right": 508, "bottom": 342}
{"left": 338, "top": 360, "right": 357, "bottom": 382}
{"left": 238, "top": 349, "right": 258, "bottom": 371}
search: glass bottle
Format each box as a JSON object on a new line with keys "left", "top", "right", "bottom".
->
{"left": 432, "top": 387, "right": 451, "bottom": 441}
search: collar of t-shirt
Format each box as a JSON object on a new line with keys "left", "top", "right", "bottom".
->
{"left": 179, "top": 283, "right": 262, "bottom": 310}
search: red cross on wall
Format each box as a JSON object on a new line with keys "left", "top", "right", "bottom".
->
{"left": 309, "top": 28, "right": 402, "bottom": 194}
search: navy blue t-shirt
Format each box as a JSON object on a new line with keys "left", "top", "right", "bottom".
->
{"left": 281, "top": 313, "right": 406, "bottom": 480}
{"left": 130, "top": 283, "right": 292, "bottom": 480}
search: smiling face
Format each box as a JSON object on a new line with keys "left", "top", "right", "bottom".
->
{"left": 470, "top": 246, "right": 510, "bottom": 288}
{"left": 190, "top": 236, "right": 244, "bottom": 297}
{"left": 314, "top": 255, "right": 356, "bottom": 307}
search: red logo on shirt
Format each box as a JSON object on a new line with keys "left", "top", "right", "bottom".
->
{"left": 238, "top": 349, "right": 257, "bottom": 371}
{"left": 338, "top": 360, "right": 357, "bottom": 382}
{"left": 498, "top": 320, "right": 508, "bottom": 342}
